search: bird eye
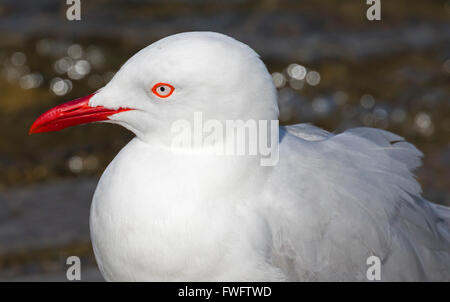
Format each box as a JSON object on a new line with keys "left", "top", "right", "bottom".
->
{"left": 151, "top": 83, "right": 174, "bottom": 98}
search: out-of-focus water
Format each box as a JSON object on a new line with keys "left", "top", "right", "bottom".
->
{"left": 0, "top": 0, "right": 449, "bottom": 281}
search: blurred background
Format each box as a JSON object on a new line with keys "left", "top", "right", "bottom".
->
{"left": 0, "top": 0, "right": 449, "bottom": 281}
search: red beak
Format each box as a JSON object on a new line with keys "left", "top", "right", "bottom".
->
{"left": 29, "top": 93, "right": 132, "bottom": 134}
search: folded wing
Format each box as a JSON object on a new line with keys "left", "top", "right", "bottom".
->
{"left": 265, "top": 124, "right": 450, "bottom": 281}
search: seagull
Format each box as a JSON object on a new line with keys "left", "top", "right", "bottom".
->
{"left": 30, "top": 32, "right": 450, "bottom": 281}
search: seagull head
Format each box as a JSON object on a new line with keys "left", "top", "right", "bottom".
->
{"left": 30, "top": 32, "right": 279, "bottom": 145}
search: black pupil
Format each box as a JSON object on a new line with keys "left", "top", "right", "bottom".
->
{"left": 159, "top": 86, "right": 165, "bottom": 92}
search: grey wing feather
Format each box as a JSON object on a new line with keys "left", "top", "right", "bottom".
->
{"left": 346, "top": 127, "right": 423, "bottom": 171}
{"left": 283, "top": 124, "right": 330, "bottom": 141}
{"left": 267, "top": 124, "right": 450, "bottom": 281}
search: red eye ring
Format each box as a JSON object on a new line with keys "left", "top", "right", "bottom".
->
{"left": 151, "top": 83, "right": 174, "bottom": 98}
